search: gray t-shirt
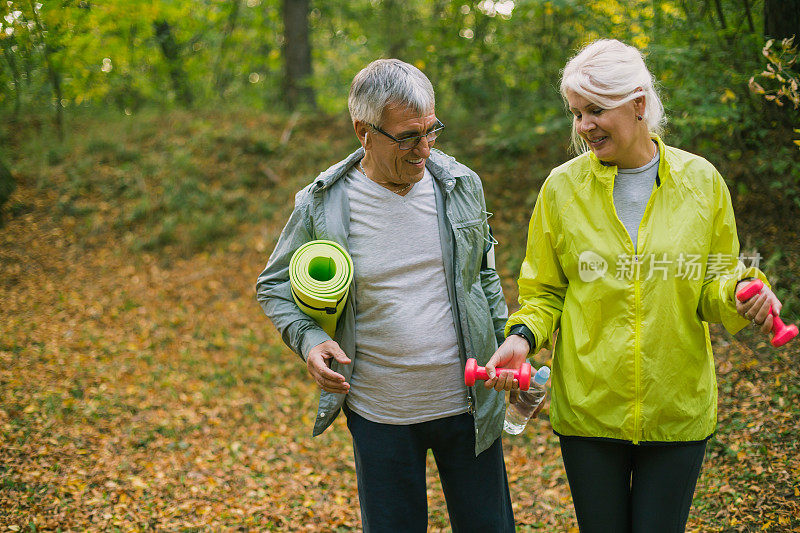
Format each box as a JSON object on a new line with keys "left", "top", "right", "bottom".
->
{"left": 613, "top": 146, "right": 660, "bottom": 252}
{"left": 343, "top": 166, "right": 467, "bottom": 424}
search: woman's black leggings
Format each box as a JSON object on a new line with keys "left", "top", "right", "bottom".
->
{"left": 559, "top": 436, "right": 707, "bottom": 533}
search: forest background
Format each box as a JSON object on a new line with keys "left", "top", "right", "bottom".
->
{"left": 2, "top": 0, "right": 800, "bottom": 530}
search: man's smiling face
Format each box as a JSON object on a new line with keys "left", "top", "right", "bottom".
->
{"left": 361, "top": 105, "right": 439, "bottom": 188}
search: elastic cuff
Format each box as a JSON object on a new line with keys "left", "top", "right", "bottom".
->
{"left": 507, "top": 324, "right": 535, "bottom": 354}
{"left": 300, "top": 327, "right": 332, "bottom": 361}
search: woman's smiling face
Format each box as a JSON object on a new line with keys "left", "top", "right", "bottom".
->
{"left": 566, "top": 90, "right": 650, "bottom": 169}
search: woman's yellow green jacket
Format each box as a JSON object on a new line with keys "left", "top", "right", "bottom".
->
{"left": 506, "top": 136, "right": 768, "bottom": 443}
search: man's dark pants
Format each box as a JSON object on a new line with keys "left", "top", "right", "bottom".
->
{"left": 344, "top": 406, "right": 515, "bottom": 532}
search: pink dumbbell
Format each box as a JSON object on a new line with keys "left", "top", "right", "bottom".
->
{"left": 464, "top": 358, "right": 533, "bottom": 390}
{"left": 736, "top": 279, "right": 798, "bottom": 347}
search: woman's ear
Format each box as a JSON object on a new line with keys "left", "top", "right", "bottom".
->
{"left": 633, "top": 94, "right": 647, "bottom": 119}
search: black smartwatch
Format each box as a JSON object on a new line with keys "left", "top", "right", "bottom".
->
{"left": 507, "top": 324, "right": 535, "bottom": 354}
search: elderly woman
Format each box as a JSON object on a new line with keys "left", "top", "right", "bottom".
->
{"left": 485, "top": 39, "right": 779, "bottom": 532}
{"left": 257, "top": 59, "right": 514, "bottom": 532}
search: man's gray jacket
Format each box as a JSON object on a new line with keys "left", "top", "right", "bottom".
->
{"left": 255, "top": 147, "right": 508, "bottom": 455}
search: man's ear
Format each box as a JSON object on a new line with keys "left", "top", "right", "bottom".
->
{"left": 354, "top": 121, "right": 370, "bottom": 148}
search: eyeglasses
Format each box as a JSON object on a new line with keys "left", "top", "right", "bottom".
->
{"left": 368, "top": 120, "right": 445, "bottom": 150}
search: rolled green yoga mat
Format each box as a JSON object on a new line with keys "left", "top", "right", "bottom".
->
{"left": 289, "top": 240, "right": 354, "bottom": 338}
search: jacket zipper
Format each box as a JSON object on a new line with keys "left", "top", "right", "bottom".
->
{"left": 609, "top": 172, "right": 659, "bottom": 444}
{"left": 631, "top": 178, "right": 660, "bottom": 444}
{"left": 633, "top": 253, "right": 642, "bottom": 444}
{"left": 608, "top": 176, "right": 640, "bottom": 443}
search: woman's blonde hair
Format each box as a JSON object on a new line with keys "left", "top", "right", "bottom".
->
{"left": 560, "top": 39, "right": 666, "bottom": 154}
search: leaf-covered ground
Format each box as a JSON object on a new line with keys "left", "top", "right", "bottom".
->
{"left": 1, "top": 110, "right": 798, "bottom": 531}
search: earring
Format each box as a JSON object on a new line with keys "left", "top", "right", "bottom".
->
{"left": 637, "top": 115, "right": 643, "bottom": 121}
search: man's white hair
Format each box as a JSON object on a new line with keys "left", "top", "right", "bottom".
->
{"left": 560, "top": 39, "right": 666, "bottom": 154}
{"left": 348, "top": 59, "right": 435, "bottom": 127}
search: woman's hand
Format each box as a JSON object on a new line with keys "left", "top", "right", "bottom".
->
{"left": 307, "top": 340, "right": 351, "bottom": 394}
{"left": 736, "top": 280, "right": 781, "bottom": 337}
{"left": 484, "top": 335, "right": 531, "bottom": 391}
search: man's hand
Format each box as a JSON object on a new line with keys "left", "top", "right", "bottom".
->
{"left": 736, "top": 280, "right": 781, "bottom": 337}
{"left": 484, "top": 335, "right": 531, "bottom": 391}
{"left": 307, "top": 340, "right": 351, "bottom": 394}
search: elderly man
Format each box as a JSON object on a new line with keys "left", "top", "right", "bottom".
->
{"left": 256, "top": 59, "right": 514, "bottom": 532}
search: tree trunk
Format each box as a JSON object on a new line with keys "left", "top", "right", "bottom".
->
{"left": 742, "top": 0, "right": 755, "bottom": 33}
{"left": 679, "top": 0, "right": 693, "bottom": 24}
{"left": 1, "top": 39, "right": 21, "bottom": 119}
{"left": 153, "top": 20, "right": 194, "bottom": 106}
{"left": 214, "top": 0, "right": 242, "bottom": 94}
{"left": 282, "top": 0, "right": 315, "bottom": 109}
{"left": 28, "top": 0, "right": 63, "bottom": 138}
{"left": 713, "top": 0, "right": 727, "bottom": 30}
{"left": 764, "top": 0, "right": 800, "bottom": 40}
{"left": 383, "top": 0, "right": 407, "bottom": 58}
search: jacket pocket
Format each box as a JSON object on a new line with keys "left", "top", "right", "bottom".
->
{"left": 452, "top": 218, "right": 484, "bottom": 288}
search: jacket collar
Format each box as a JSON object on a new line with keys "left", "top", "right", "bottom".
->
{"left": 312, "top": 146, "right": 466, "bottom": 193}
{"left": 425, "top": 149, "right": 470, "bottom": 193}
{"left": 588, "top": 134, "right": 670, "bottom": 189}
{"left": 312, "top": 148, "right": 365, "bottom": 190}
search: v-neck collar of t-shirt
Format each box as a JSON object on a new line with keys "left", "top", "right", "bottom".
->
{"left": 353, "top": 166, "right": 429, "bottom": 202}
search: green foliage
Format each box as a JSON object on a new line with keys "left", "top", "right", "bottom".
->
{"left": 0, "top": 1, "right": 776, "bottom": 131}
{"left": 0, "top": 0, "right": 285, "bottom": 112}
{"left": 3, "top": 0, "right": 800, "bottom": 254}
{"left": 7, "top": 106, "right": 360, "bottom": 256}
{"left": 8, "top": 107, "right": 293, "bottom": 254}
{"left": 750, "top": 37, "right": 800, "bottom": 113}
{"left": 750, "top": 36, "right": 800, "bottom": 152}
{"left": 5, "top": 0, "right": 794, "bottom": 201}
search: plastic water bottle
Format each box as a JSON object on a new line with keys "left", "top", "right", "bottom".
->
{"left": 503, "top": 366, "right": 551, "bottom": 435}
